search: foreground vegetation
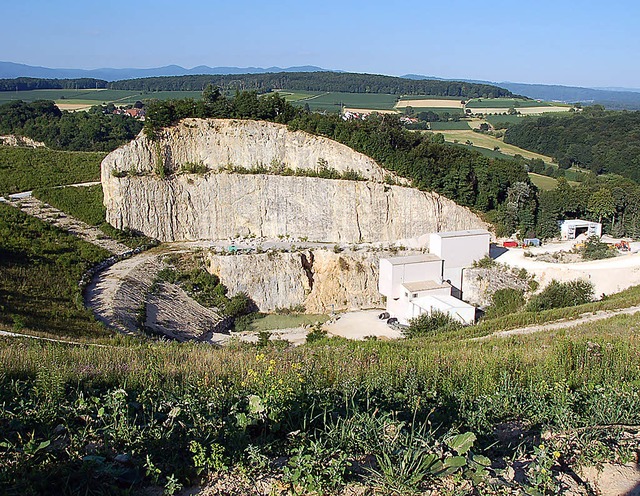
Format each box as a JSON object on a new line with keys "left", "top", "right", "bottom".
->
{"left": 1, "top": 313, "right": 639, "bottom": 494}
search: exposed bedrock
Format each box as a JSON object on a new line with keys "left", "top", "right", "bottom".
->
{"left": 207, "top": 249, "right": 418, "bottom": 314}
{"left": 102, "top": 118, "right": 488, "bottom": 242}
{"left": 101, "top": 118, "right": 390, "bottom": 181}
{"left": 104, "top": 173, "right": 487, "bottom": 243}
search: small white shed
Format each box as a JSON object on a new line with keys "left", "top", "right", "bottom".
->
{"left": 559, "top": 219, "right": 602, "bottom": 240}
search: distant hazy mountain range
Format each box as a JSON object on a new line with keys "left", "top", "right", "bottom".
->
{"left": 0, "top": 61, "right": 331, "bottom": 81}
{"left": 2, "top": 61, "right": 640, "bottom": 109}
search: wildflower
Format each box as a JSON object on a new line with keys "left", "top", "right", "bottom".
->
{"left": 553, "top": 451, "right": 561, "bottom": 459}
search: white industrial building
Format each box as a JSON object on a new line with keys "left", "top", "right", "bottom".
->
{"left": 378, "top": 229, "right": 491, "bottom": 326}
{"left": 558, "top": 219, "right": 602, "bottom": 240}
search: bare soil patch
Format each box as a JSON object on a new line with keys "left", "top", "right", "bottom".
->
{"left": 395, "top": 99, "right": 464, "bottom": 108}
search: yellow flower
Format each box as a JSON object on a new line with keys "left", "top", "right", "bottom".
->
{"left": 553, "top": 451, "right": 561, "bottom": 459}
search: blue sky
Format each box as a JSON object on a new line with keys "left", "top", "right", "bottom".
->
{"left": 3, "top": 0, "right": 639, "bottom": 87}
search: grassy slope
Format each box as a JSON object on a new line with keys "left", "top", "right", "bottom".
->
{"left": 430, "top": 129, "right": 555, "bottom": 163}
{"left": 32, "top": 184, "right": 156, "bottom": 249}
{"left": 0, "top": 146, "right": 104, "bottom": 195}
{"left": 529, "top": 172, "right": 560, "bottom": 190}
{"left": 0, "top": 202, "right": 111, "bottom": 338}
{"left": 1, "top": 308, "right": 639, "bottom": 492}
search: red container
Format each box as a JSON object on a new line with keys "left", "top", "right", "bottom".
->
{"left": 503, "top": 241, "right": 519, "bottom": 248}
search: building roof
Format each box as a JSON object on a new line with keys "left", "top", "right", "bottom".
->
{"left": 412, "top": 294, "right": 475, "bottom": 311}
{"left": 431, "top": 229, "right": 491, "bottom": 239}
{"left": 559, "top": 219, "right": 601, "bottom": 227}
{"left": 382, "top": 254, "right": 442, "bottom": 265}
{"left": 402, "top": 281, "right": 450, "bottom": 292}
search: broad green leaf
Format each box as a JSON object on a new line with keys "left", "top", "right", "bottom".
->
{"left": 446, "top": 432, "right": 476, "bottom": 455}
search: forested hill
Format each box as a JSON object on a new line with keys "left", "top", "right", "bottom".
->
{"left": 0, "top": 77, "right": 108, "bottom": 91}
{"left": 109, "top": 72, "right": 513, "bottom": 98}
{"left": 504, "top": 108, "right": 640, "bottom": 181}
{"left": 0, "top": 73, "right": 513, "bottom": 98}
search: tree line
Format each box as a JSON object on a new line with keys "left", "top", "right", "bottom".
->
{"left": 0, "top": 100, "right": 142, "bottom": 152}
{"left": 0, "top": 72, "right": 514, "bottom": 98}
{"left": 504, "top": 107, "right": 640, "bottom": 182}
{"left": 536, "top": 174, "right": 640, "bottom": 239}
{"left": 0, "top": 77, "right": 108, "bottom": 91}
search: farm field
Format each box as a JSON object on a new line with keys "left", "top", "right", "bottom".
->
{"left": 528, "top": 172, "right": 561, "bottom": 190}
{"left": 429, "top": 121, "right": 470, "bottom": 130}
{"left": 429, "top": 129, "right": 555, "bottom": 163}
{"left": 0, "top": 88, "right": 207, "bottom": 109}
{"left": 396, "top": 98, "right": 463, "bottom": 108}
{"left": 405, "top": 106, "right": 465, "bottom": 116}
{"left": 485, "top": 114, "right": 542, "bottom": 127}
{"left": 283, "top": 91, "right": 399, "bottom": 111}
{"left": 465, "top": 98, "right": 553, "bottom": 108}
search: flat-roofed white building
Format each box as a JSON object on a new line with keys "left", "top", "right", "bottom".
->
{"left": 379, "top": 229, "right": 491, "bottom": 326}
{"left": 430, "top": 229, "right": 491, "bottom": 298}
{"left": 558, "top": 219, "right": 602, "bottom": 240}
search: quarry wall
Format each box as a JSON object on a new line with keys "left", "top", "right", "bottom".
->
{"left": 102, "top": 118, "right": 488, "bottom": 243}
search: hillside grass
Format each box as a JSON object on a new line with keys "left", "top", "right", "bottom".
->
{"left": 1, "top": 309, "right": 639, "bottom": 493}
{"left": 0, "top": 202, "right": 111, "bottom": 338}
{"left": 529, "top": 172, "right": 560, "bottom": 190}
{"left": 431, "top": 129, "right": 555, "bottom": 163}
{"left": 32, "top": 184, "right": 156, "bottom": 249}
{"left": 0, "top": 146, "right": 104, "bottom": 196}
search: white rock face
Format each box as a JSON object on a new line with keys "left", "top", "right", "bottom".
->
{"left": 102, "top": 118, "right": 390, "bottom": 180}
{"left": 102, "top": 118, "right": 488, "bottom": 242}
{"left": 207, "top": 249, "right": 413, "bottom": 313}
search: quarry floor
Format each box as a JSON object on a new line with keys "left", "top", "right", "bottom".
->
{"left": 493, "top": 237, "right": 640, "bottom": 296}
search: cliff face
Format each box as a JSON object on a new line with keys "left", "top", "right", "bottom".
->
{"left": 101, "top": 118, "right": 389, "bottom": 181}
{"left": 102, "top": 118, "right": 488, "bottom": 242}
{"left": 207, "top": 249, "right": 411, "bottom": 313}
{"left": 104, "top": 173, "right": 486, "bottom": 242}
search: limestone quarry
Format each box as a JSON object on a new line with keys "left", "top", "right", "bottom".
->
{"left": 97, "top": 118, "right": 491, "bottom": 324}
{"left": 102, "top": 119, "right": 487, "bottom": 243}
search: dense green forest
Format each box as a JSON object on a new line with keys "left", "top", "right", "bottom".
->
{"left": 0, "top": 100, "right": 142, "bottom": 151}
{"left": 0, "top": 73, "right": 514, "bottom": 98}
{"left": 112, "top": 72, "right": 514, "bottom": 97}
{"left": 0, "top": 77, "right": 108, "bottom": 91}
{"left": 504, "top": 107, "right": 640, "bottom": 181}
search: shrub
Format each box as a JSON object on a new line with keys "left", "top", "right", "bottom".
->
{"left": 404, "top": 310, "right": 462, "bottom": 338}
{"left": 484, "top": 288, "right": 525, "bottom": 319}
{"left": 581, "top": 236, "right": 615, "bottom": 261}
{"left": 526, "top": 279, "right": 594, "bottom": 312}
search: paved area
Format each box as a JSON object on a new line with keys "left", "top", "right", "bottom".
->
{"left": 325, "top": 310, "right": 404, "bottom": 340}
